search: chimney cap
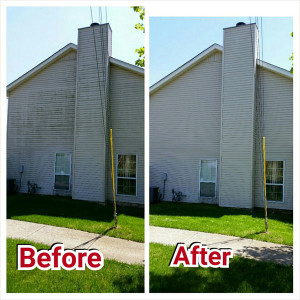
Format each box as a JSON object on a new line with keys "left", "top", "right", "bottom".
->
{"left": 236, "top": 22, "right": 246, "bottom": 27}
{"left": 90, "top": 22, "right": 100, "bottom": 27}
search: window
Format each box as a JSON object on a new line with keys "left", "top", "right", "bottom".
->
{"left": 117, "top": 154, "right": 137, "bottom": 196}
{"left": 266, "top": 161, "right": 284, "bottom": 202}
{"left": 199, "top": 160, "right": 217, "bottom": 198}
{"left": 54, "top": 153, "right": 71, "bottom": 190}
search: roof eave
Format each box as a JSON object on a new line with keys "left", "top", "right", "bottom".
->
{"left": 150, "top": 44, "right": 293, "bottom": 96}
{"left": 109, "top": 57, "right": 144, "bottom": 75}
{"left": 6, "top": 44, "right": 144, "bottom": 96}
{"left": 150, "top": 44, "right": 223, "bottom": 95}
{"left": 7, "top": 43, "right": 77, "bottom": 95}
{"left": 257, "top": 59, "right": 293, "bottom": 79}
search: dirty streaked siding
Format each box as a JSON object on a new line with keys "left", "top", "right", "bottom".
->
{"left": 106, "top": 64, "right": 144, "bottom": 205}
{"left": 150, "top": 51, "right": 222, "bottom": 203}
{"left": 73, "top": 24, "right": 112, "bottom": 202}
{"left": 7, "top": 50, "right": 77, "bottom": 195}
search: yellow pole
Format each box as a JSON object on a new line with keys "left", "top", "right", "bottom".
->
{"left": 110, "top": 129, "right": 117, "bottom": 228}
{"left": 263, "top": 136, "right": 268, "bottom": 232}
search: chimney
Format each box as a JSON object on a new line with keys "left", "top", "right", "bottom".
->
{"left": 219, "top": 23, "right": 259, "bottom": 208}
{"left": 73, "top": 23, "right": 112, "bottom": 202}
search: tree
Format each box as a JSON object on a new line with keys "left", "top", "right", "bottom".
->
{"left": 290, "top": 32, "right": 293, "bottom": 74}
{"left": 132, "top": 6, "right": 145, "bottom": 68}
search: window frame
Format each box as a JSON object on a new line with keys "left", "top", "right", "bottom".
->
{"left": 116, "top": 154, "right": 138, "bottom": 197}
{"left": 265, "top": 160, "right": 285, "bottom": 203}
{"left": 54, "top": 152, "right": 72, "bottom": 191}
{"left": 199, "top": 159, "right": 217, "bottom": 199}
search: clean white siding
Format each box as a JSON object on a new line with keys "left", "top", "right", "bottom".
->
{"left": 150, "top": 51, "right": 222, "bottom": 203}
{"left": 7, "top": 50, "right": 77, "bottom": 195}
{"left": 219, "top": 24, "right": 258, "bottom": 208}
{"left": 254, "top": 67, "right": 293, "bottom": 210}
{"left": 106, "top": 64, "right": 144, "bottom": 205}
{"left": 73, "top": 24, "right": 112, "bottom": 202}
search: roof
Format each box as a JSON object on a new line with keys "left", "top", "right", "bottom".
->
{"left": 110, "top": 57, "right": 144, "bottom": 76}
{"left": 7, "top": 43, "right": 77, "bottom": 94}
{"left": 150, "top": 44, "right": 293, "bottom": 95}
{"left": 7, "top": 43, "right": 144, "bottom": 95}
{"left": 150, "top": 44, "right": 223, "bottom": 95}
{"left": 256, "top": 59, "right": 293, "bottom": 79}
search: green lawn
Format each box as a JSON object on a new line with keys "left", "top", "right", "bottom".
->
{"left": 8, "top": 194, "right": 144, "bottom": 242}
{"left": 150, "top": 243, "right": 293, "bottom": 293}
{"left": 7, "top": 239, "right": 144, "bottom": 293}
{"left": 150, "top": 202, "right": 293, "bottom": 245}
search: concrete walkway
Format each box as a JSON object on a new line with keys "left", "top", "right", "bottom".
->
{"left": 7, "top": 219, "right": 144, "bottom": 265}
{"left": 150, "top": 226, "right": 293, "bottom": 266}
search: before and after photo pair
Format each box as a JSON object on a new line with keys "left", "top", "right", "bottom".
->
{"left": 0, "top": 1, "right": 299, "bottom": 299}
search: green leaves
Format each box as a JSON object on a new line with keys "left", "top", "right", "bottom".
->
{"left": 290, "top": 32, "right": 293, "bottom": 74}
{"left": 131, "top": 6, "right": 145, "bottom": 68}
{"left": 135, "top": 58, "right": 145, "bottom": 68}
{"left": 135, "top": 23, "right": 145, "bottom": 31}
{"left": 135, "top": 46, "right": 144, "bottom": 57}
{"left": 132, "top": 6, "right": 145, "bottom": 20}
{"left": 131, "top": 6, "right": 145, "bottom": 32}
{"left": 134, "top": 47, "right": 145, "bottom": 67}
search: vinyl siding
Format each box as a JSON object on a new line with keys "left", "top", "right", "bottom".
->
{"left": 150, "top": 24, "right": 292, "bottom": 210}
{"left": 7, "top": 23, "right": 144, "bottom": 206}
{"left": 150, "top": 51, "right": 222, "bottom": 203}
{"left": 73, "top": 24, "right": 112, "bottom": 202}
{"left": 219, "top": 24, "right": 258, "bottom": 208}
{"left": 254, "top": 67, "right": 293, "bottom": 210}
{"left": 106, "top": 64, "right": 144, "bottom": 205}
{"left": 7, "top": 50, "right": 77, "bottom": 195}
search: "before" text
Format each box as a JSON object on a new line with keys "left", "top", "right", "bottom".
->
{"left": 17, "top": 243, "right": 104, "bottom": 271}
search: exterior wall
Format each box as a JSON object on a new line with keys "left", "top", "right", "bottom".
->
{"left": 219, "top": 24, "right": 258, "bottom": 208}
{"left": 73, "top": 24, "right": 112, "bottom": 202}
{"left": 150, "top": 24, "right": 292, "bottom": 210}
{"left": 7, "top": 50, "right": 77, "bottom": 195}
{"left": 254, "top": 67, "right": 293, "bottom": 210}
{"left": 150, "top": 51, "right": 222, "bottom": 203}
{"left": 106, "top": 64, "right": 144, "bottom": 205}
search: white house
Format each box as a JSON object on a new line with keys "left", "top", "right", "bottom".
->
{"left": 150, "top": 22, "right": 293, "bottom": 210}
{"left": 7, "top": 23, "right": 144, "bottom": 205}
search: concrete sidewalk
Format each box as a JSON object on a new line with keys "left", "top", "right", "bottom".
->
{"left": 7, "top": 219, "right": 144, "bottom": 265}
{"left": 150, "top": 226, "right": 293, "bottom": 266}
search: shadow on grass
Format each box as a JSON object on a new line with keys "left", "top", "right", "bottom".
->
{"left": 150, "top": 256, "right": 293, "bottom": 293}
{"left": 7, "top": 194, "right": 144, "bottom": 223}
{"left": 112, "top": 269, "right": 144, "bottom": 293}
{"left": 150, "top": 202, "right": 292, "bottom": 224}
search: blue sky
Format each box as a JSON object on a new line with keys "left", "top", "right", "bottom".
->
{"left": 7, "top": 6, "right": 144, "bottom": 84}
{"left": 150, "top": 17, "right": 293, "bottom": 85}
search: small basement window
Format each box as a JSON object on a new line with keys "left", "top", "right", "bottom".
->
{"left": 54, "top": 153, "right": 71, "bottom": 190}
{"left": 199, "top": 160, "right": 217, "bottom": 198}
{"left": 266, "top": 161, "right": 284, "bottom": 202}
{"left": 117, "top": 154, "right": 137, "bottom": 196}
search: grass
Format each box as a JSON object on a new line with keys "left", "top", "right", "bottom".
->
{"left": 150, "top": 243, "right": 293, "bottom": 293}
{"left": 150, "top": 202, "right": 293, "bottom": 245}
{"left": 7, "top": 238, "right": 144, "bottom": 293}
{"left": 7, "top": 194, "right": 144, "bottom": 242}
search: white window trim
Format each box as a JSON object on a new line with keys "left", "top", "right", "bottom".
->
{"left": 265, "top": 160, "right": 285, "bottom": 203}
{"left": 199, "top": 159, "right": 217, "bottom": 199}
{"left": 116, "top": 154, "right": 138, "bottom": 197}
{"left": 54, "top": 152, "right": 72, "bottom": 191}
